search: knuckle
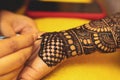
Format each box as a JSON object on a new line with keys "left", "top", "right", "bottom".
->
{"left": 9, "top": 39, "right": 18, "bottom": 52}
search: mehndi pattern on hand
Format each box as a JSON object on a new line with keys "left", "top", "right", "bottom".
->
{"left": 38, "top": 13, "right": 120, "bottom": 67}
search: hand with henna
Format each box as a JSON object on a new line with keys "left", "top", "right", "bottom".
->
{"left": 19, "top": 13, "right": 120, "bottom": 80}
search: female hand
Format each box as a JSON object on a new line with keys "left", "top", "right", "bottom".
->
{"left": 0, "top": 11, "right": 38, "bottom": 80}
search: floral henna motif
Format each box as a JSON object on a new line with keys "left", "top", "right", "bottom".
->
{"left": 38, "top": 13, "right": 120, "bottom": 67}
{"left": 104, "top": 13, "right": 120, "bottom": 48}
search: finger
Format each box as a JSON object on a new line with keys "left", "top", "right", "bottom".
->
{"left": 26, "top": 40, "right": 40, "bottom": 64}
{"left": 0, "top": 21, "right": 16, "bottom": 37}
{"left": 0, "top": 11, "right": 16, "bottom": 37}
{"left": 0, "top": 10, "right": 38, "bottom": 35}
{"left": 0, "top": 46, "right": 33, "bottom": 75}
{"left": 19, "top": 56, "right": 58, "bottom": 80}
{"left": 0, "top": 67, "right": 23, "bottom": 80}
{"left": 0, "top": 34, "right": 37, "bottom": 57}
{"left": 12, "top": 15, "right": 38, "bottom": 34}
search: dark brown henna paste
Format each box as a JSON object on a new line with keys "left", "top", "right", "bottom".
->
{"left": 38, "top": 13, "right": 120, "bottom": 67}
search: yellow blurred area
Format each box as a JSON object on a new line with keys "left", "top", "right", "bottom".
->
{"left": 35, "top": 18, "right": 89, "bottom": 32}
{"left": 35, "top": 17, "right": 120, "bottom": 80}
{"left": 40, "top": 0, "right": 92, "bottom": 3}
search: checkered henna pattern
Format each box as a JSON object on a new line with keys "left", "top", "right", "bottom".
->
{"left": 38, "top": 13, "right": 120, "bottom": 67}
{"left": 39, "top": 32, "right": 66, "bottom": 66}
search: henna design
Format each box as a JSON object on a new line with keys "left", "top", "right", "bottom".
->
{"left": 38, "top": 13, "right": 120, "bottom": 67}
{"left": 39, "top": 32, "right": 66, "bottom": 66}
{"left": 104, "top": 13, "right": 120, "bottom": 48}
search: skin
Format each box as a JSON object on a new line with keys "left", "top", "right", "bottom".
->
{"left": 0, "top": 10, "right": 57, "bottom": 80}
{"left": 18, "top": 39, "right": 60, "bottom": 80}
{"left": 0, "top": 11, "right": 38, "bottom": 80}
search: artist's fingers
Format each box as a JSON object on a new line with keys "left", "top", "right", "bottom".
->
{"left": 0, "top": 10, "right": 38, "bottom": 36}
{"left": 12, "top": 15, "right": 38, "bottom": 34}
{"left": 26, "top": 32, "right": 45, "bottom": 63}
{"left": 0, "top": 34, "right": 37, "bottom": 57}
{"left": 0, "top": 11, "right": 16, "bottom": 37}
{"left": 0, "top": 46, "right": 33, "bottom": 75}
{"left": 0, "top": 67, "right": 23, "bottom": 80}
{"left": 0, "top": 22, "right": 16, "bottom": 37}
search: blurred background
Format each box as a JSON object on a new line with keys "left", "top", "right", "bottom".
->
{"left": 0, "top": 0, "right": 120, "bottom": 15}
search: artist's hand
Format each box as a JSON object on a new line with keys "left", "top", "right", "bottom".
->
{"left": 0, "top": 10, "right": 38, "bottom": 37}
{"left": 0, "top": 11, "right": 38, "bottom": 80}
